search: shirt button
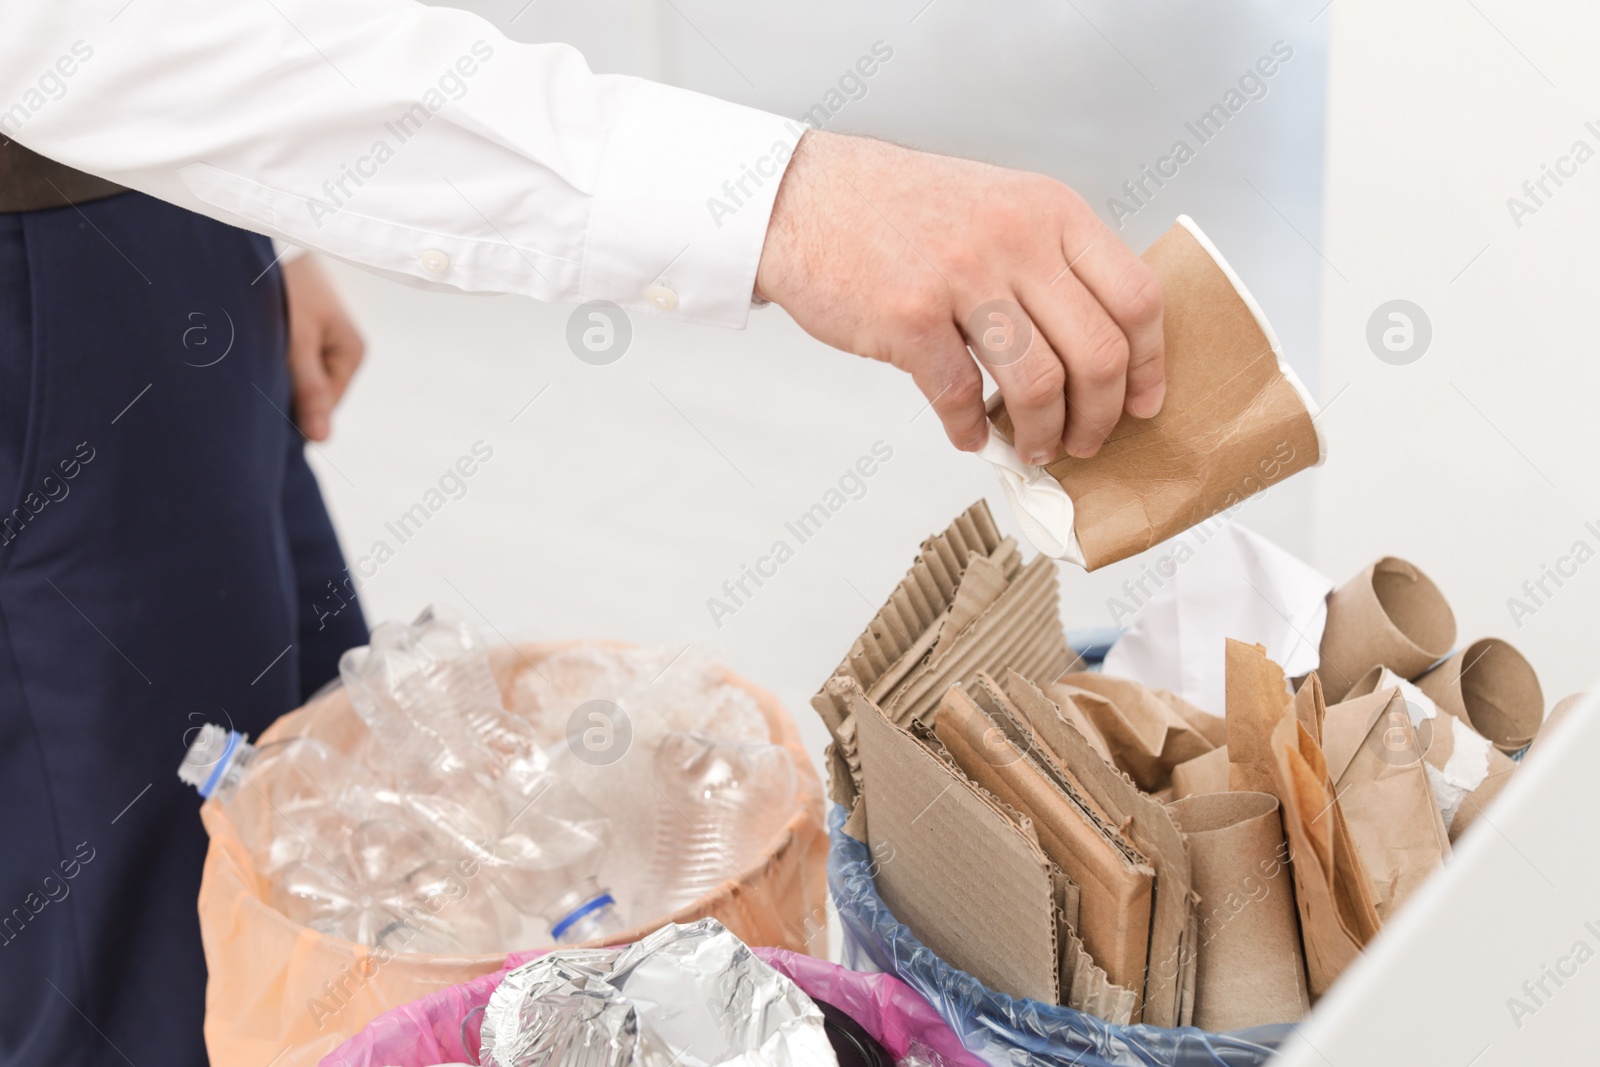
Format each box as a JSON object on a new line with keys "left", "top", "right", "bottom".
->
{"left": 646, "top": 285, "right": 679, "bottom": 311}
{"left": 419, "top": 249, "right": 451, "bottom": 276}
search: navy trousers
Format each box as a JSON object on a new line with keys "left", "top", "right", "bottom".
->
{"left": 0, "top": 191, "right": 368, "bottom": 1066}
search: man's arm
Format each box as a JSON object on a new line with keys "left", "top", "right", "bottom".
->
{"left": 4, "top": 5, "right": 1162, "bottom": 458}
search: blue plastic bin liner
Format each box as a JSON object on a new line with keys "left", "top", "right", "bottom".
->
{"left": 828, "top": 806, "right": 1293, "bottom": 1067}
{"left": 1066, "top": 627, "right": 1128, "bottom": 669}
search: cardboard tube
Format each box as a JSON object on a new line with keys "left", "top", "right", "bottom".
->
{"left": 1415, "top": 638, "right": 1544, "bottom": 753}
{"left": 1526, "top": 692, "right": 1587, "bottom": 762}
{"left": 1317, "top": 558, "right": 1456, "bottom": 702}
{"left": 1167, "top": 791, "right": 1309, "bottom": 1029}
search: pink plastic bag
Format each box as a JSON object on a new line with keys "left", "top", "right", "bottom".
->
{"left": 321, "top": 946, "right": 982, "bottom": 1067}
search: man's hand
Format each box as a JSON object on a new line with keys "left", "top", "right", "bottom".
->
{"left": 755, "top": 131, "right": 1165, "bottom": 463}
{"left": 283, "top": 254, "right": 365, "bottom": 442}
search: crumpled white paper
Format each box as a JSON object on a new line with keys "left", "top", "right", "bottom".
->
{"left": 1102, "top": 523, "right": 1334, "bottom": 717}
{"left": 976, "top": 435, "right": 1086, "bottom": 566}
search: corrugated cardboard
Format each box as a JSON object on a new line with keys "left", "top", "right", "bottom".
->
{"left": 1316, "top": 557, "right": 1456, "bottom": 702}
{"left": 987, "top": 220, "right": 1321, "bottom": 571}
{"left": 996, "top": 670, "right": 1199, "bottom": 1028}
{"left": 843, "top": 677, "right": 1061, "bottom": 1002}
{"left": 812, "top": 501, "right": 1074, "bottom": 838}
{"left": 1056, "top": 672, "right": 1221, "bottom": 791}
{"left": 1171, "top": 745, "right": 1231, "bottom": 800}
{"left": 935, "top": 684, "right": 1154, "bottom": 1006}
{"left": 1320, "top": 689, "right": 1450, "bottom": 920}
{"left": 1167, "top": 791, "right": 1310, "bottom": 1029}
{"left": 1415, "top": 638, "right": 1544, "bottom": 753}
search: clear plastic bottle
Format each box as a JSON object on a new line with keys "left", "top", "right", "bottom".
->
{"left": 645, "top": 732, "right": 798, "bottom": 915}
{"left": 178, "top": 724, "right": 352, "bottom": 875}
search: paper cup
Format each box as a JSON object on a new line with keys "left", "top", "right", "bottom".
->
{"left": 1416, "top": 638, "right": 1544, "bottom": 753}
{"left": 1167, "top": 791, "right": 1309, "bottom": 1030}
{"left": 1317, "top": 558, "right": 1456, "bottom": 701}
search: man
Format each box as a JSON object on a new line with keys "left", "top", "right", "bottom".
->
{"left": 0, "top": 3, "right": 1165, "bottom": 1064}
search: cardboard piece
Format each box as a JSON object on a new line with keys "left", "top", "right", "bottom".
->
{"left": 935, "top": 685, "right": 1153, "bottom": 1006}
{"left": 843, "top": 678, "right": 1061, "bottom": 1003}
{"left": 1171, "top": 745, "right": 1231, "bottom": 801}
{"left": 996, "top": 670, "right": 1199, "bottom": 1028}
{"left": 1316, "top": 557, "right": 1456, "bottom": 702}
{"left": 1224, "top": 640, "right": 1381, "bottom": 995}
{"left": 1055, "top": 672, "right": 1221, "bottom": 792}
{"left": 1345, "top": 666, "right": 1514, "bottom": 843}
{"left": 1167, "top": 791, "right": 1310, "bottom": 1030}
{"left": 1414, "top": 638, "right": 1544, "bottom": 753}
{"left": 1320, "top": 689, "right": 1451, "bottom": 920}
{"left": 812, "top": 501, "right": 1074, "bottom": 838}
{"left": 987, "top": 219, "right": 1322, "bottom": 571}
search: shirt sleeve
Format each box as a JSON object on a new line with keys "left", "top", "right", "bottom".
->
{"left": 0, "top": 2, "right": 804, "bottom": 328}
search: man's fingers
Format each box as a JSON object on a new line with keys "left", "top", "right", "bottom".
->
{"left": 965, "top": 299, "right": 1066, "bottom": 465}
{"left": 904, "top": 322, "right": 988, "bottom": 452}
{"left": 322, "top": 319, "right": 366, "bottom": 409}
{"left": 288, "top": 328, "right": 332, "bottom": 442}
{"left": 1060, "top": 221, "right": 1166, "bottom": 419}
{"left": 1019, "top": 273, "right": 1126, "bottom": 459}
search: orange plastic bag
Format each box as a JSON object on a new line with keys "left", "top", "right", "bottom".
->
{"left": 196, "top": 642, "right": 827, "bottom": 1067}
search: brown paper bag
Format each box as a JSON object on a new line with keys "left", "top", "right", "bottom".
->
{"left": 1317, "top": 557, "right": 1456, "bottom": 701}
{"left": 1167, "top": 792, "right": 1310, "bottom": 1029}
{"left": 1056, "top": 672, "right": 1220, "bottom": 792}
{"left": 1320, "top": 689, "right": 1450, "bottom": 919}
{"left": 987, "top": 218, "right": 1321, "bottom": 571}
{"left": 1415, "top": 638, "right": 1544, "bottom": 753}
{"left": 1224, "top": 641, "right": 1381, "bottom": 995}
{"left": 1344, "top": 666, "right": 1516, "bottom": 843}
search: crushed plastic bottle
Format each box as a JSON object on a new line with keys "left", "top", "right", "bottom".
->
{"left": 271, "top": 817, "right": 502, "bottom": 954}
{"left": 338, "top": 605, "right": 626, "bottom": 943}
{"left": 645, "top": 732, "right": 798, "bottom": 914}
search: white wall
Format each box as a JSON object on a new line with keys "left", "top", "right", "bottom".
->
{"left": 1313, "top": 0, "right": 1599, "bottom": 704}
{"left": 316, "top": 0, "right": 1331, "bottom": 785}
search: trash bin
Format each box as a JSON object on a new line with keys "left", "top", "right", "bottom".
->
{"left": 194, "top": 642, "right": 827, "bottom": 1067}
{"left": 319, "top": 940, "right": 982, "bottom": 1067}
{"left": 828, "top": 807, "right": 1291, "bottom": 1067}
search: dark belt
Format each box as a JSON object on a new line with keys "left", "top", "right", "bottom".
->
{"left": 0, "top": 138, "right": 124, "bottom": 212}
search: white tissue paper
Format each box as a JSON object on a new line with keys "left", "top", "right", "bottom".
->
{"left": 977, "top": 435, "right": 1085, "bottom": 566}
{"left": 1102, "top": 523, "right": 1334, "bottom": 717}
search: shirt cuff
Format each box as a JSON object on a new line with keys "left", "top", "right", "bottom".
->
{"left": 582, "top": 79, "right": 804, "bottom": 330}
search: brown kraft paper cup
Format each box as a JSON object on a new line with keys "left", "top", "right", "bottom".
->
{"left": 1167, "top": 791, "right": 1310, "bottom": 1030}
{"left": 988, "top": 218, "right": 1322, "bottom": 571}
{"left": 1317, "top": 557, "right": 1456, "bottom": 702}
{"left": 1415, "top": 638, "right": 1544, "bottom": 753}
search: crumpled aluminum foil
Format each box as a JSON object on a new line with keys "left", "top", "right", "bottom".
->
{"left": 479, "top": 918, "right": 836, "bottom": 1067}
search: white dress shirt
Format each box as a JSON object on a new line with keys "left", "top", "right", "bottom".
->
{"left": 0, "top": 2, "right": 804, "bottom": 328}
